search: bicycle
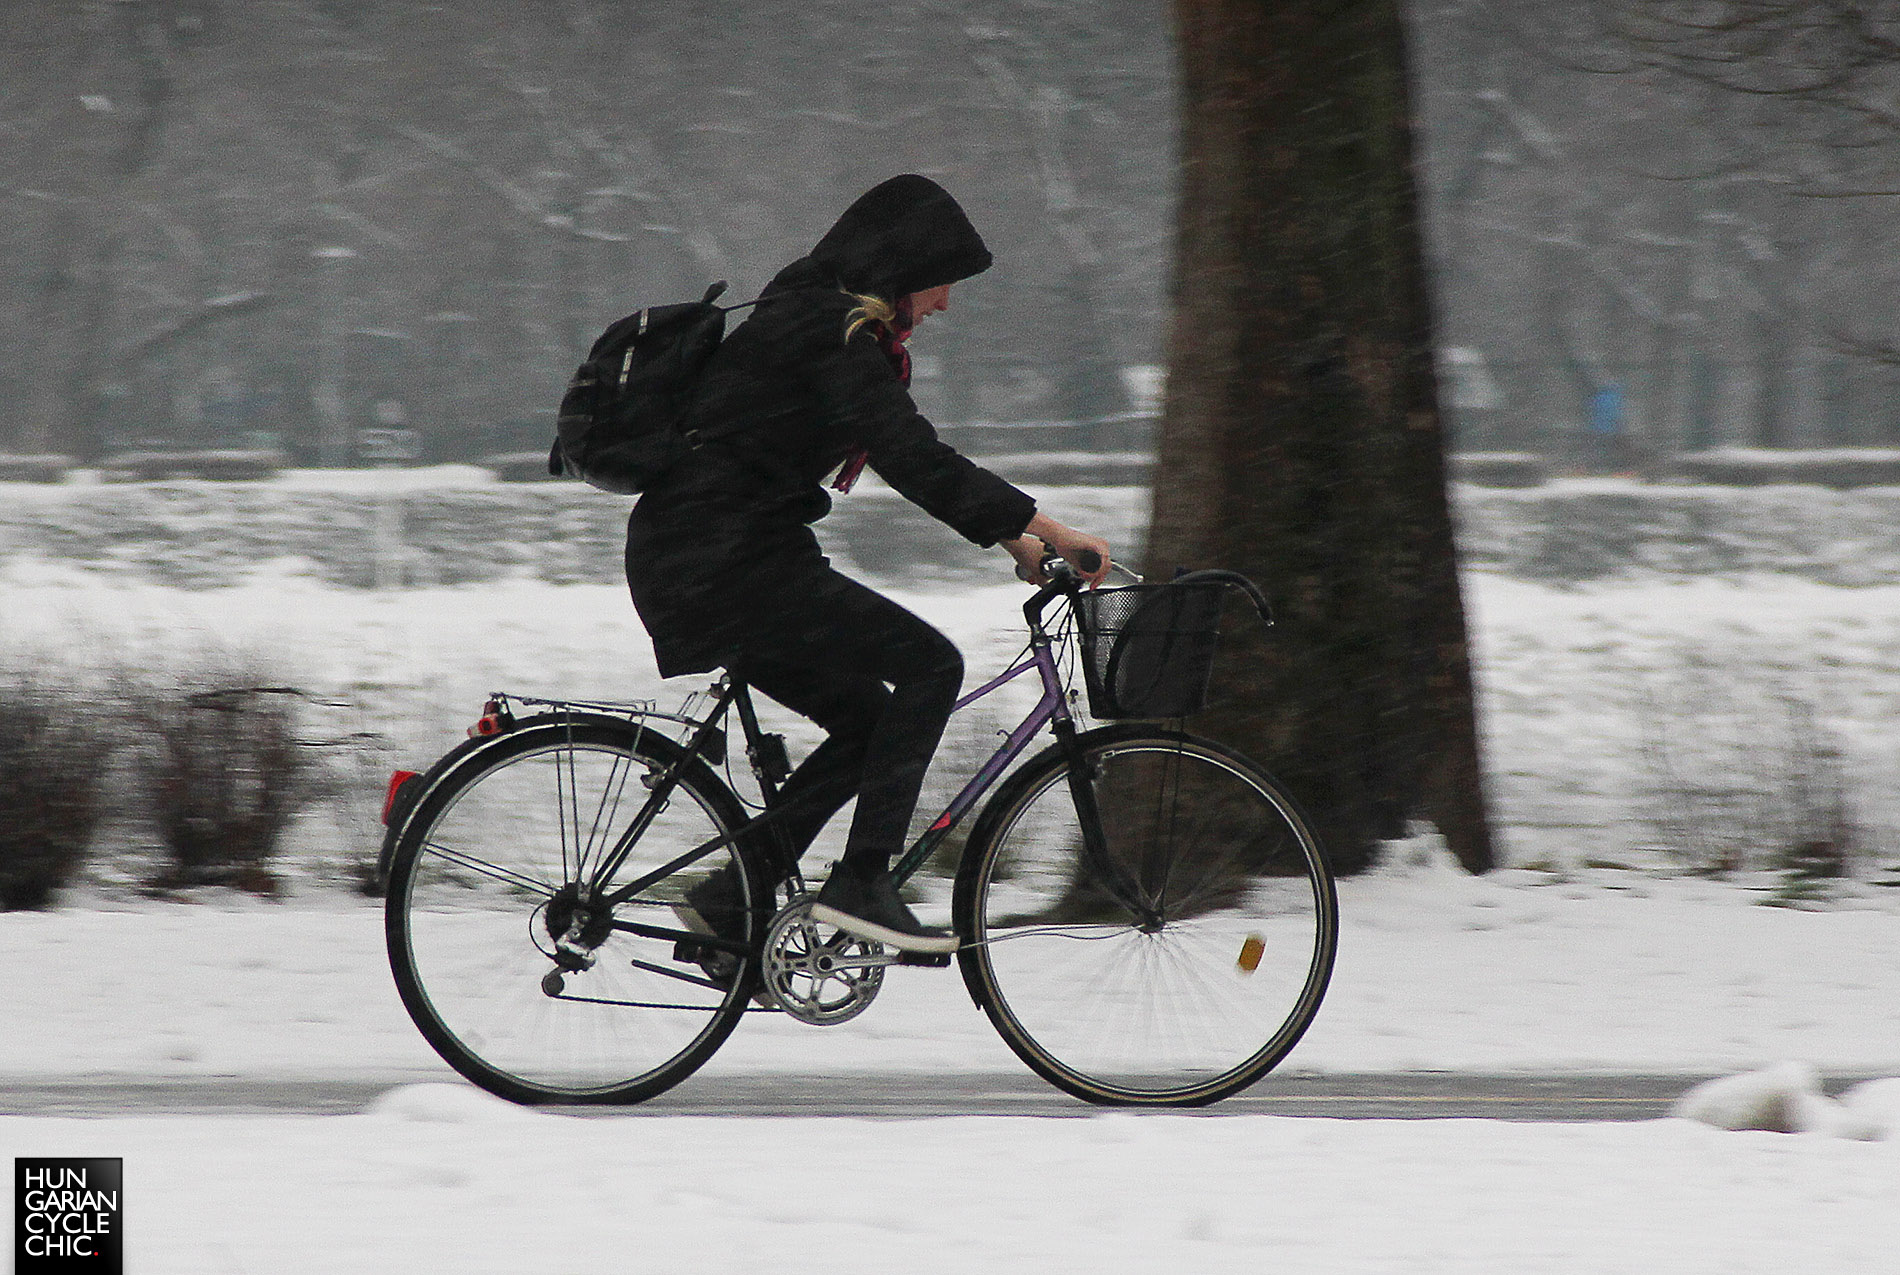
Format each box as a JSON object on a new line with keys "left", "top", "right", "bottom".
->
{"left": 379, "top": 554, "right": 1337, "bottom": 1107}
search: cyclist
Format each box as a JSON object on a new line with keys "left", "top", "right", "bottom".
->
{"left": 625, "top": 173, "right": 1110, "bottom": 956}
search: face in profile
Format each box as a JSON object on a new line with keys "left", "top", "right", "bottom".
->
{"left": 905, "top": 283, "right": 952, "bottom": 325}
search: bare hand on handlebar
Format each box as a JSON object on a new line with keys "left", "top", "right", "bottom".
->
{"left": 1003, "top": 513, "right": 1111, "bottom": 589}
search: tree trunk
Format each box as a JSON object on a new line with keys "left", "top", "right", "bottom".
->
{"left": 1147, "top": 0, "right": 1493, "bottom": 874}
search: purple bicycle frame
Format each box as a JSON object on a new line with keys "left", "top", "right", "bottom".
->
{"left": 888, "top": 640, "right": 1071, "bottom": 884}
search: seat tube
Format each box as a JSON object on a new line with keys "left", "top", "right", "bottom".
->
{"left": 590, "top": 678, "right": 736, "bottom": 894}
{"left": 730, "top": 680, "right": 805, "bottom": 877}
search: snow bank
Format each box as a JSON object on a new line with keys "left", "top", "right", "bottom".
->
{"left": 1673, "top": 1062, "right": 1849, "bottom": 1134}
{"left": 1840, "top": 1077, "right": 1900, "bottom": 1139}
{"left": 364, "top": 1083, "right": 544, "bottom": 1124}
{"left": 9, "top": 472, "right": 1900, "bottom": 587}
{"left": 1674, "top": 1063, "right": 1900, "bottom": 1139}
{"left": 0, "top": 474, "right": 1150, "bottom": 590}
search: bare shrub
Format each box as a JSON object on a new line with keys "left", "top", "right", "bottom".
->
{"left": 134, "top": 676, "right": 313, "bottom": 897}
{"left": 299, "top": 704, "right": 397, "bottom": 896}
{"left": 1637, "top": 649, "right": 1860, "bottom": 887}
{"left": 0, "top": 671, "right": 113, "bottom": 909}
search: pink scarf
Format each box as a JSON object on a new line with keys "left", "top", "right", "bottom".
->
{"left": 831, "top": 301, "right": 913, "bottom": 493}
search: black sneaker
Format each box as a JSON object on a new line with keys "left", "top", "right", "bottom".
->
{"left": 809, "top": 868, "right": 959, "bottom": 955}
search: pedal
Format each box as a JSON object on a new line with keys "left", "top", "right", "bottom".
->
{"left": 896, "top": 950, "right": 952, "bottom": 968}
{"left": 670, "top": 939, "right": 740, "bottom": 985}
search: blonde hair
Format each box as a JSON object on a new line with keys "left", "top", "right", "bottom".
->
{"left": 842, "top": 290, "right": 895, "bottom": 342}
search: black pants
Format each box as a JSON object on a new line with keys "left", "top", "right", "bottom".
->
{"left": 731, "top": 566, "right": 963, "bottom": 881}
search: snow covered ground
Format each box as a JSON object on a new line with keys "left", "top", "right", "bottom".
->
{"left": 6, "top": 504, "right": 1900, "bottom": 1272}
{"left": 4, "top": 867, "right": 1898, "bottom": 1273}
{"left": 8, "top": 1090, "right": 1895, "bottom": 1274}
{"left": 4, "top": 861, "right": 1899, "bottom": 1273}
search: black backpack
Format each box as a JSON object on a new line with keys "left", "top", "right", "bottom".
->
{"left": 547, "top": 280, "right": 757, "bottom": 495}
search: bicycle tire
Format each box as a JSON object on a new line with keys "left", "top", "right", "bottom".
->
{"left": 385, "top": 716, "right": 767, "bottom": 1104}
{"left": 954, "top": 726, "right": 1337, "bottom": 1106}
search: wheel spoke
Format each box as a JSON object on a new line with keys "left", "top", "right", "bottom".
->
{"left": 415, "top": 840, "right": 556, "bottom": 897}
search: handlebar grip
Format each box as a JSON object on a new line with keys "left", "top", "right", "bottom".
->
{"left": 1022, "top": 548, "right": 1103, "bottom": 587}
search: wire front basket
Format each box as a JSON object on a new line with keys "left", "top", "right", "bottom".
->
{"left": 1070, "top": 582, "right": 1222, "bottom": 719}
{"left": 1069, "top": 570, "right": 1275, "bottom": 720}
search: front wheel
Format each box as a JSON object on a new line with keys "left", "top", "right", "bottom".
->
{"left": 954, "top": 727, "right": 1337, "bottom": 1106}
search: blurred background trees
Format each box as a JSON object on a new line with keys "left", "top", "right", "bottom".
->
{"left": 7, "top": 0, "right": 1900, "bottom": 466}
{"left": 1415, "top": 0, "right": 1900, "bottom": 466}
{"left": 1, "top": 0, "right": 1173, "bottom": 462}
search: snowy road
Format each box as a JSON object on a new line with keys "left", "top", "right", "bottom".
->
{"left": 7, "top": 1070, "right": 1889, "bottom": 1120}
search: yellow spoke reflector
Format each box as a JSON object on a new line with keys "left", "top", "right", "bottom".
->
{"left": 1236, "top": 934, "right": 1265, "bottom": 973}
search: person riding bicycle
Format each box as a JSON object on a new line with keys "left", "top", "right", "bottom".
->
{"left": 625, "top": 173, "right": 1110, "bottom": 955}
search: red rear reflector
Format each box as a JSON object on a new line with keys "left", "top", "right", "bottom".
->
{"left": 468, "top": 698, "right": 513, "bottom": 738}
{"left": 382, "top": 770, "right": 421, "bottom": 825}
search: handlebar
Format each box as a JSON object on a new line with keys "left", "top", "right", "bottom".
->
{"left": 1020, "top": 554, "right": 1275, "bottom": 631}
{"left": 1021, "top": 553, "right": 1085, "bottom": 627}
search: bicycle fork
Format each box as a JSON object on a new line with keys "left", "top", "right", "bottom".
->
{"left": 1021, "top": 624, "right": 1163, "bottom": 933}
{"left": 1051, "top": 718, "right": 1164, "bottom": 932}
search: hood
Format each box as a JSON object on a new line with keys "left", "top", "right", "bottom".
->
{"left": 804, "top": 174, "right": 993, "bottom": 301}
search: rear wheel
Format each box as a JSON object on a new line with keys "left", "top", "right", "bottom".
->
{"left": 385, "top": 716, "right": 765, "bottom": 1104}
{"left": 955, "top": 727, "right": 1336, "bottom": 1106}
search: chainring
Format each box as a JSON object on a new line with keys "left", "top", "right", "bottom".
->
{"left": 760, "top": 897, "right": 888, "bottom": 1025}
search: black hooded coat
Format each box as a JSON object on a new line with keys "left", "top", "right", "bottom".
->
{"left": 625, "top": 175, "right": 1036, "bottom": 677}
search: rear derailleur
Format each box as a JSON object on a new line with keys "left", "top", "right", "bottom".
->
{"left": 537, "top": 882, "right": 614, "bottom": 995}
